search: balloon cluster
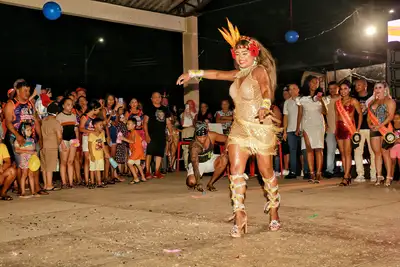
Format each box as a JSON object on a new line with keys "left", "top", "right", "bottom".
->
{"left": 43, "top": 1, "right": 62, "bottom": 20}
{"left": 285, "top": 30, "right": 299, "bottom": 43}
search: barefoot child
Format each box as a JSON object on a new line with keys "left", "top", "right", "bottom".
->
{"left": 121, "top": 118, "right": 146, "bottom": 184}
{"left": 88, "top": 118, "right": 110, "bottom": 188}
{"left": 14, "top": 123, "right": 37, "bottom": 198}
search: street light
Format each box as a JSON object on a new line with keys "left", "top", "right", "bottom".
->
{"left": 84, "top": 37, "right": 105, "bottom": 84}
{"left": 389, "top": 9, "right": 395, "bottom": 14}
{"left": 364, "top": 26, "right": 377, "bottom": 36}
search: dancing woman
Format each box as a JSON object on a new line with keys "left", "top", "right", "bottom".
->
{"left": 177, "top": 19, "right": 281, "bottom": 236}
{"left": 335, "top": 81, "right": 362, "bottom": 186}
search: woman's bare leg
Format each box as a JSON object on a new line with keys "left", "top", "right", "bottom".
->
{"left": 315, "top": 148, "right": 324, "bottom": 175}
{"left": 343, "top": 140, "right": 352, "bottom": 178}
{"left": 337, "top": 140, "right": 345, "bottom": 175}
{"left": 371, "top": 137, "right": 383, "bottom": 179}
{"left": 110, "top": 145, "right": 117, "bottom": 178}
{"left": 303, "top": 131, "right": 315, "bottom": 178}
{"left": 169, "top": 135, "right": 178, "bottom": 169}
{"left": 382, "top": 148, "right": 393, "bottom": 178}
{"left": 84, "top": 152, "right": 90, "bottom": 185}
{"left": 104, "top": 145, "right": 110, "bottom": 181}
{"left": 45, "top": 171, "right": 53, "bottom": 189}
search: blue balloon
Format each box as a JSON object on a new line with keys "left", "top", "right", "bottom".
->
{"left": 43, "top": 1, "right": 62, "bottom": 20}
{"left": 285, "top": 30, "right": 299, "bottom": 43}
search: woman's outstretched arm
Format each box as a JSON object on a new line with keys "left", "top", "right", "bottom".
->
{"left": 176, "top": 69, "right": 238, "bottom": 85}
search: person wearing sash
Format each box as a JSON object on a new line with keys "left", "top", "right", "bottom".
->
{"left": 367, "top": 81, "right": 396, "bottom": 186}
{"left": 177, "top": 19, "right": 281, "bottom": 236}
{"left": 335, "top": 80, "right": 362, "bottom": 186}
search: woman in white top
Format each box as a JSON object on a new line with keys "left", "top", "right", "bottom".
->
{"left": 215, "top": 100, "right": 234, "bottom": 135}
{"left": 296, "top": 75, "right": 328, "bottom": 183}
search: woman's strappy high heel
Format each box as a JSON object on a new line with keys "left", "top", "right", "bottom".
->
{"left": 230, "top": 211, "right": 248, "bottom": 238}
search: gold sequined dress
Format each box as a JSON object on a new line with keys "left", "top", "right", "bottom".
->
{"left": 227, "top": 66, "right": 279, "bottom": 155}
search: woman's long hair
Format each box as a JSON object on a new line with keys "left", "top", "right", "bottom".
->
{"left": 186, "top": 99, "right": 197, "bottom": 113}
{"left": 234, "top": 39, "right": 277, "bottom": 101}
{"left": 375, "top": 81, "right": 392, "bottom": 99}
{"left": 301, "top": 75, "right": 324, "bottom": 101}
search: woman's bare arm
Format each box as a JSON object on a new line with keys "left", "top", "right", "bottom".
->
{"left": 200, "top": 70, "right": 238, "bottom": 81}
{"left": 353, "top": 98, "right": 363, "bottom": 131}
{"left": 252, "top": 66, "right": 271, "bottom": 99}
{"left": 177, "top": 70, "right": 238, "bottom": 85}
{"left": 296, "top": 105, "right": 303, "bottom": 134}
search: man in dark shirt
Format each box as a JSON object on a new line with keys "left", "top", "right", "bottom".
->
{"left": 144, "top": 92, "right": 173, "bottom": 179}
{"left": 354, "top": 79, "right": 376, "bottom": 182}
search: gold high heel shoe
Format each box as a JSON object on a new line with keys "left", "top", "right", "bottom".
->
{"left": 230, "top": 211, "right": 248, "bottom": 238}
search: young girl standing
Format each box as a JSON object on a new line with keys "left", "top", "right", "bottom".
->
{"left": 14, "top": 123, "right": 37, "bottom": 198}
{"left": 57, "top": 98, "right": 80, "bottom": 187}
{"left": 125, "top": 118, "right": 146, "bottom": 184}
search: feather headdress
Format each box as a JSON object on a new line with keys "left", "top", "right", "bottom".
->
{"left": 218, "top": 18, "right": 241, "bottom": 48}
{"left": 218, "top": 18, "right": 260, "bottom": 59}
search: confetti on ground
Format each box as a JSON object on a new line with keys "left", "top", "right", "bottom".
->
{"left": 163, "top": 249, "right": 181, "bottom": 253}
{"left": 191, "top": 195, "right": 204, "bottom": 199}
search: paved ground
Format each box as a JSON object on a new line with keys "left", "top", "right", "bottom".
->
{"left": 0, "top": 174, "right": 399, "bottom": 267}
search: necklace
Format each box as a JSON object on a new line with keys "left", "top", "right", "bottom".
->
{"left": 235, "top": 62, "right": 257, "bottom": 79}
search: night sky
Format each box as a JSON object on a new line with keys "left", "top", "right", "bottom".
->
{"left": 0, "top": 0, "right": 399, "bottom": 110}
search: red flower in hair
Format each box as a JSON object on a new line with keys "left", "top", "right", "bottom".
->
{"left": 248, "top": 41, "right": 260, "bottom": 57}
{"left": 230, "top": 48, "right": 236, "bottom": 59}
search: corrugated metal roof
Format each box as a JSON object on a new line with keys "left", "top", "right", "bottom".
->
{"left": 93, "top": 0, "right": 213, "bottom": 16}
